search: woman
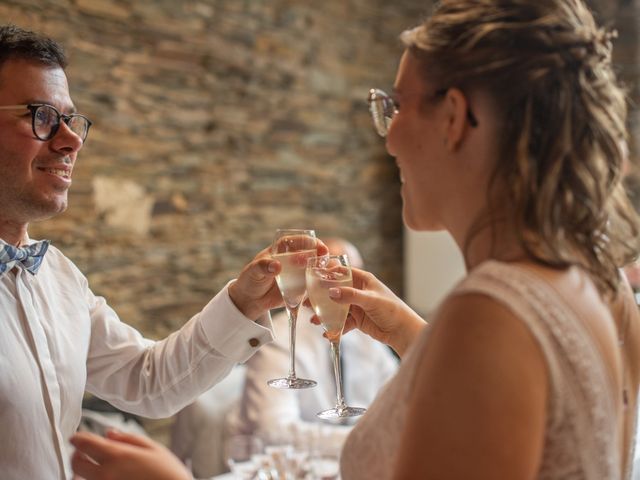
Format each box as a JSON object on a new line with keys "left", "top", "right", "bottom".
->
{"left": 335, "top": 0, "right": 640, "bottom": 478}
{"left": 71, "top": 1, "right": 640, "bottom": 478}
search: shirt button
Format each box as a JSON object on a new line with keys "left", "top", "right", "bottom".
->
{"left": 248, "top": 338, "right": 260, "bottom": 347}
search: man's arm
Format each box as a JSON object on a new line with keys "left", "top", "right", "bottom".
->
{"left": 84, "top": 283, "right": 274, "bottom": 418}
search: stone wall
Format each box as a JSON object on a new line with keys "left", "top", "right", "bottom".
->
{"left": 1, "top": 0, "right": 638, "bottom": 340}
{"left": 1, "top": 0, "right": 429, "bottom": 337}
{"left": 593, "top": 0, "right": 640, "bottom": 152}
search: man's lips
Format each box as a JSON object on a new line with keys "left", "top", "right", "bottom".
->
{"left": 37, "top": 164, "right": 73, "bottom": 181}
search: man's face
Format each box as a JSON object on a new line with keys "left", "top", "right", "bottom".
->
{"left": 0, "top": 58, "right": 83, "bottom": 226}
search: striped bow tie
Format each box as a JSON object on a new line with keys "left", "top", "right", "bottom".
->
{"left": 0, "top": 240, "right": 50, "bottom": 276}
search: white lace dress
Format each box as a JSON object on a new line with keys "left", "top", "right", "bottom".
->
{"left": 340, "top": 260, "right": 632, "bottom": 479}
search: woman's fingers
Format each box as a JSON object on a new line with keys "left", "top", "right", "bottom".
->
{"left": 309, "top": 312, "right": 321, "bottom": 325}
{"left": 328, "top": 285, "right": 378, "bottom": 310}
{"left": 342, "top": 313, "right": 360, "bottom": 334}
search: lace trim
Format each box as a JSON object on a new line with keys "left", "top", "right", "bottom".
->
{"left": 454, "top": 261, "right": 619, "bottom": 478}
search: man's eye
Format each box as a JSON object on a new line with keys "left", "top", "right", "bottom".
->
{"left": 35, "top": 107, "right": 56, "bottom": 125}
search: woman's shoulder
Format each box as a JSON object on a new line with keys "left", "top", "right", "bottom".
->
{"left": 427, "top": 259, "right": 613, "bottom": 382}
{"left": 428, "top": 285, "right": 546, "bottom": 364}
{"left": 456, "top": 259, "right": 606, "bottom": 313}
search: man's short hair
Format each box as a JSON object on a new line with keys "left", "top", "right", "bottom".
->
{"left": 0, "top": 24, "right": 66, "bottom": 69}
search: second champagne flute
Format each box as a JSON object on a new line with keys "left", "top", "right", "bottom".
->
{"left": 268, "top": 228, "right": 318, "bottom": 389}
{"left": 306, "top": 254, "right": 366, "bottom": 419}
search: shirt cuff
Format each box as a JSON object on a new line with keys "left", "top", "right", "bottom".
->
{"left": 199, "top": 281, "right": 275, "bottom": 363}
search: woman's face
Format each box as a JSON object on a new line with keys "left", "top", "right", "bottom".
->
{"left": 385, "top": 51, "right": 450, "bottom": 231}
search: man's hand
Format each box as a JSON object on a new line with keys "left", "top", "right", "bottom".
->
{"left": 70, "top": 430, "right": 191, "bottom": 480}
{"left": 228, "top": 246, "right": 283, "bottom": 320}
{"left": 230, "top": 241, "right": 329, "bottom": 321}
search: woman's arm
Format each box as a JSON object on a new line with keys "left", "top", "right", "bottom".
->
{"left": 392, "top": 293, "right": 548, "bottom": 479}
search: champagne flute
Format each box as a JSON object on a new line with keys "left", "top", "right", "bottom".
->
{"left": 306, "top": 254, "right": 366, "bottom": 419}
{"left": 268, "top": 229, "right": 318, "bottom": 389}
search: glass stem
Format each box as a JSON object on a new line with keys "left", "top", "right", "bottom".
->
{"left": 330, "top": 340, "right": 346, "bottom": 411}
{"left": 287, "top": 304, "right": 300, "bottom": 380}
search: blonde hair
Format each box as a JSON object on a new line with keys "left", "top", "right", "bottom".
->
{"left": 402, "top": 0, "right": 640, "bottom": 295}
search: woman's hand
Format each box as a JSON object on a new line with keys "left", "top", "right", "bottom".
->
{"left": 70, "top": 430, "right": 190, "bottom": 480}
{"left": 314, "top": 268, "right": 427, "bottom": 357}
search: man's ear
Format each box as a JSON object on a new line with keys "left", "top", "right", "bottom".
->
{"left": 443, "top": 88, "right": 470, "bottom": 151}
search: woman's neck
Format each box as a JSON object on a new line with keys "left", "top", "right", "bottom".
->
{"left": 450, "top": 215, "right": 528, "bottom": 271}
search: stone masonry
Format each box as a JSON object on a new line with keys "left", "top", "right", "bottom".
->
{"left": 0, "top": 0, "right": 637, "bottom": 341}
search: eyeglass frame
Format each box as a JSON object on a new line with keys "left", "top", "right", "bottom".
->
{"left": 367, "top": 87, "right": 478, "bottom": 137}
{"left": 0, "top": 103, "right": 92, "bottom": 142}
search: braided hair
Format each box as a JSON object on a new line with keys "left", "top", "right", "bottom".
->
{"left": 402, "top": 0, "right": 640, "bottom": 295}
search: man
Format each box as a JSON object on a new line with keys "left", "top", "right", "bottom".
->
{"left": 170, "top": 238, "right": 398, "bottom": 478}
{"left": 0, "top": 25, "right": 297, "bottom": 480}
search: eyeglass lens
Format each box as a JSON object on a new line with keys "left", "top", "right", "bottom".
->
{"left": 368, "top": 89, "right": 395, "bottom": 137}
{"left": 33, "top": 105, "right": 90, "bottom": 141}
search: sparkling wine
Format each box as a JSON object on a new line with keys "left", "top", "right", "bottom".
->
{"left": 273, "top": 249, "right": 317, "bottom": 308}
{"left": 306, "top": 267, "right": 352, "bottom": 340}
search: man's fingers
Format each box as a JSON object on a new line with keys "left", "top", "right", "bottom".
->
{"left": 70, "top": 449, "right": 101, "bottom": 479}
{"left": 248, "top": 258, "right": 280, "bottom": 281}
{"left": 105, "top": 429, "right": 153, "bottom": 448}
{"left": 70, "top": 432, "right": 113, "bottom": 464}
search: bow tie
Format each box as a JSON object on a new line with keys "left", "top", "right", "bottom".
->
{"left": 0, "top": 240, "right": 50, "bottom": 276}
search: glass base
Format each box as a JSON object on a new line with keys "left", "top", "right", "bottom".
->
{"left": 317, "top": 405, "right": 366, "bottom": 419}
{"left": 267, "top": 377, "right": 317, "bottom": 389}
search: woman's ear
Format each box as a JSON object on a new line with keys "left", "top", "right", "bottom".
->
{"left": 443, "top": 88, "right": 471, "bottom": 151}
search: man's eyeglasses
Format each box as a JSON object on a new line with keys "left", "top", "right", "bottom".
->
{"left": 0, "top": 103, "right": 92, "bottom": 142}
{"left": 367, "top": 88, "right": 478, "bottom": 137}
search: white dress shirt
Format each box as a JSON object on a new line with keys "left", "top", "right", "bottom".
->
{"left": 0, "top": 241, "right": 274, "bottom": 480}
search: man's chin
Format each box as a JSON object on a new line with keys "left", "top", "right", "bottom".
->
{"left": 30, "top": 200, "right": 68, "bottom": 222}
